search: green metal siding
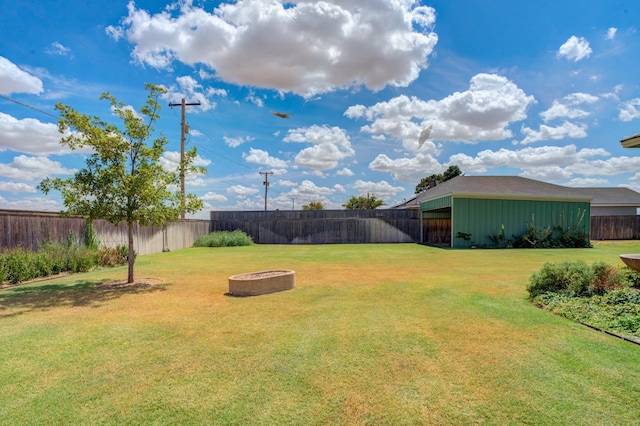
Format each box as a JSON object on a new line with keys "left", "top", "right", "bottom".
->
{"left": 451, "top": 198, "right": 591, "bottom": 248}
{"left": 420, "top": 195, "right": 452, "bottom": 212}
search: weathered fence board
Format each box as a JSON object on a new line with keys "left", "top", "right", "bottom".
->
{"left": 210, "top": 210, "right": 421, "bottom": 244}
{"left": 590, "top": 215, "right": 640, "bottom": 240}
{"left": 0, "top": 210, "right": 211, "bottom": 255}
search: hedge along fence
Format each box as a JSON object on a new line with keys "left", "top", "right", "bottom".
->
{"left": 0, "top": 210, "right": 211, "bottom": 256}
{"left": 210, "top": 210, "right": 421, "bottom": 244}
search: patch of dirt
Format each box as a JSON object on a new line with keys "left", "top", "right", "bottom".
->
{"left": 95, "top": 278, "right": 164, "bottom": 289}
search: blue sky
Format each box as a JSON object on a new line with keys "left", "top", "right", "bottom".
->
{"left": 1, "top": 0, "right": 640, "bottom": 218}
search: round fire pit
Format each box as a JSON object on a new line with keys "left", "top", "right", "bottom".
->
{"left": 228, "top": 270, "right": 295, "bottom": 296}
{"left": 620, "top": 254, "right": 640, "bottom": 272}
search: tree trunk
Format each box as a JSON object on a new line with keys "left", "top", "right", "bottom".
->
{"left": 127, "top": 221, "right": 135, "bottom": 283}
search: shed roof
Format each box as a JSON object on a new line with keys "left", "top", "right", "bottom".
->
{"left": 418, "top": 176, "right": 592, "bottom": 203}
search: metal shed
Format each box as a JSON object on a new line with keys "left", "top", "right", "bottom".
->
{"left": 418, "top": 176, "right": 592, "bottom": 248}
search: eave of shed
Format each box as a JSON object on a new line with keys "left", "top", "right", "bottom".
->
{"left": 621, "top": 133, "right": 640, "bottom": 148}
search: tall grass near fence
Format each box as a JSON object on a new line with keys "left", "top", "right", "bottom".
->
{"left": 1, "top": 242, "right": 640, "bottom": 424}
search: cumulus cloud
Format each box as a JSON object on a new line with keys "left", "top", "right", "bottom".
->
{"left": 0, "top": 113, "right": 78, "bottom": 155}
{"left": 108, "top": 0, "right": 438, "bottom": 97}
{"left": 0, "top": 155, "right": 76, "bottom": 181}
{"left": 369, "top": 150, "right": 443, "bottom": 183}
{"left": 351, "top": 179, "right": 405, "bottom": 200}
{"left": 0, "top": 56, "right": 44, "bottom": 95}
{"left": 284, "top": 125, "right": 354, "bottom": 171}
{"left": 347, "top": 73, "right": 535, "bottom": 150}
{"left": 540, "top": 92, "right": 599, "bottom": 122}
{"left": 606, "top": 27, "right": 617, "bottom": 40}
{"left": 227, "top": 184, "right": 259, "bottom": 197}
{"left": 223, "top": 135, "right": 253, "bottom": 148}
{"left": 519, "top": 121, "right": 588, "bottom": 145}
{"left": 448, "top": 144, "right": 640, "bottom": 182}
{"left": 0, "top": 181, "right": 36, "bottom": 193}
{"left": 557, "top": 36, "right": 592, "bottom": 62}
{"left": 243, "top": 148, "right": 288, "bottom": 168}
{"left": 201, "top": 191, "right": 227, "bottom": 202}
{"left": 619, "top": 98, "right": 640, "bottom": 122}
{"left": 163, "top": 75, "right": 225, "bottom": 111}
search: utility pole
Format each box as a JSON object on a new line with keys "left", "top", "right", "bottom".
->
{"left": 290, "top": 197, "right": 296, "bottom": 211}
{"left": 260, "top": 171, "right": 273, "bottom": 211}
{"left": 169, "top": 98, "right": 201, "bottom": 219}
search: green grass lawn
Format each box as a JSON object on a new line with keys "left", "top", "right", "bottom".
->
{"left": 1, "top": 242, "right": 640, "bottom": 425}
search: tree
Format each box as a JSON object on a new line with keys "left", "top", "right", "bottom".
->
{"left": 342, "top": 193, "right": 385, "bottom": 210}
{"left": 415, "top": 165, "right": 463, "bottom": 194}
{"left": 302, "top": 201, "right": 324, "bottom": 210}
{"left": 39, "top": 84, "right": 205, "bottom": 283}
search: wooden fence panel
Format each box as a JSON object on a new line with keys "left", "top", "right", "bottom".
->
{"left": 590, "top": 215, "right": 640, "bottom": 240}
{"left": 210, "top": 210, "right": 421, "bottom": 244}
{"left": 0, "top": 210, "right": 210, "bottom": 255}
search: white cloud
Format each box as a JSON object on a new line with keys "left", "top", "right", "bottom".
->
{"left": 519, "top": 121, "right": 588, "bottom": 145}
{"left": 162, "top": 75, "right": 223, "bottom": 111}
{"left": 369, "top": 150, "right": 443, "bottom": 183}
{"left": 284, "top": 125, "right": 354, "bottom": 171}
{"left": 619, "top": 98, "right": 640, "bottom": 122}
{"left": 110, "top": 0, "right": 438, "bottom": 97}
{"left": 0, "top": 181, "right": 36, "bottom": 193}
{"left": 223, "top": 135, "right": 253, "bottom": 148}
{"left": 348, "top": 73, "right": 535, "bottom": 148}
{"left": 351, "top": 179, "right": 405, "bottom": 200}
{"left": 0, "top": 196, "right": 62, "bottom": 211}
{"left": 0, "top": 155, "right": 76, "bottom": 181}
{"left": 46, "top": 42, "right": 71, "bottom": 56}
{"left": 336, "top": 167, "right": 354, "bottom": 176}
{"left": 557, "top": 36, "right": 592, "bottom": 62}
{"left": 201, "top": 191, "right": 227, "bottom": 202}
{"left": 243, "top": 148, "right": 288, "bottom": 168}
{"left": 448, "top": 144, "right": 640, "bottom": 182}
{"left": 227, "top": 184, "right": 259, "bottom": 197}
{"left": 0, "top": 56, "right": 44, "bottom": 95}
{"left": 606, "top": 27, "right": 617, "bottom": 40}
{"left": 0, "top": 113, "right": 77, "bottom": 155}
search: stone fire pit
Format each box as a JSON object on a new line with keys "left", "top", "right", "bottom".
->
{"left": 620, "top": 254, "right": 640, "bottom": 272}
{"left": 228, "top": 270, "right": 295, "bottom": 296}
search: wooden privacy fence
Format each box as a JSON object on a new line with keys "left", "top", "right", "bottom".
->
{"left": 2, "top": 209, "right": 639, "bottom": 251}
{"left": 0, "top": 210, "right": 211, "bottom": 255}
{"left": 210, "top": 210, "right": 421, "bottom": 244}
{"left": 591, "top": 215, "right": 640, "bottom": 240}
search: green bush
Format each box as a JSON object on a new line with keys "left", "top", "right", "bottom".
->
{"left": 527, "top": 261, "right": 594, "bottom": 299}
{"left": 193, "top": 230, "right": 254, "bottom": 247}
{"left": 621, "top": 267, "right": 640, "bottom": 289}
{"left": 3, "top": 248, "right": 38, "bottom": 284}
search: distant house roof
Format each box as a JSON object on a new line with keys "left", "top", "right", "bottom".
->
{"left": 571, "top": 187, "right": 640, "bottom": 207}
{"left": 621, "top": 133, "right": 640, "bottom": 148}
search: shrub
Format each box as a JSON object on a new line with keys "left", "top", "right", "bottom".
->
{"left": 621, "top": 267, "right": 640, "bottom": 289}
{"left": 590, "top": 262, "right": 624, "bottom": 295}
{"left": 3, "top": 248, "right": 37, "bottom": 284}
{"left": 527, "top": 261, "right": 593, "bottom": 299}
{"left": 97, "top": 246, "right": 129, "bottom": 267}
{"left": 193, "top": 230, "right": 254, "bottom": 247}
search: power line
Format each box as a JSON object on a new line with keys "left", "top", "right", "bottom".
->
{"left": 0, "top": 94, "right": 58, "bottom": 120}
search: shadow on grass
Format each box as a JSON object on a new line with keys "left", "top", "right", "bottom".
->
{"left": 0, "top": 280, "right": 169, "bottom": 318}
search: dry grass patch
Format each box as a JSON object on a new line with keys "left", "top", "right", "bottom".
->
{"left": 1, "top": 243, "right": 640, "bottom": 424}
